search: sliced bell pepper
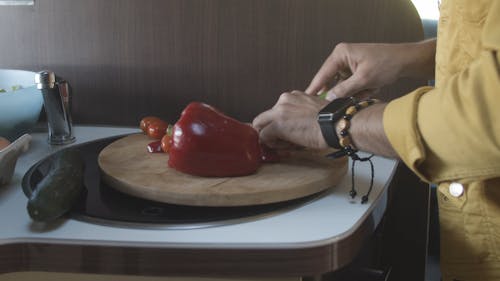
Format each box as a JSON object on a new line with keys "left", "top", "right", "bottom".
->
{"left": 168, "top": 102, "right": 262, "bottom": 177}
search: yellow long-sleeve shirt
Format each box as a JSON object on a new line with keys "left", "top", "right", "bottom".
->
{"left": 384, "top": 0, "right": 500, "bottom": 280}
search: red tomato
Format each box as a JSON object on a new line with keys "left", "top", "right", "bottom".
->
{"left": 161, "top": 133, "right": 172, "bottom": 153}
{"left": 147, "top": 141, "right": 164, "bottom": 153}
{"left": 260, "top": 143, "right": 281, "bottom": 163}
{"left": 139, "top": 116, "right": 162, "bottom": 134}
{"left": 147, "top": 120, "right": 169, "bottom": 139}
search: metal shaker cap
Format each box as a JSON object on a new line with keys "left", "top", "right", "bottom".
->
{"left": 35, "top": 70, "right": 56, "bottom": 89}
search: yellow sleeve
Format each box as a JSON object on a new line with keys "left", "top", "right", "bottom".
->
{"left": 383, "top": 2, "right": 500, "bottom": 183}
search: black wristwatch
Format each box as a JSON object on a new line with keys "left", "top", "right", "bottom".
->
{"left": 317, "top": 97, "right": 355, "bottom": 149}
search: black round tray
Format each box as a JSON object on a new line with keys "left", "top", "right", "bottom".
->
{"left": 22, "top": 135, "right": 324, "bottom": 229}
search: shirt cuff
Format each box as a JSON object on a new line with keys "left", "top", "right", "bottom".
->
{"left": 383, "top": 86, "right": 434, "bottom": 182}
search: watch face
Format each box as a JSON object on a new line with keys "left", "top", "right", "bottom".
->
{"left": 318, "top": 113, "right": 334, "bottom": 122}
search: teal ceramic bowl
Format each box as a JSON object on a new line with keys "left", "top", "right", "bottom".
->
{"left": 0, "top": 69, "right": 44, "bottom": 141}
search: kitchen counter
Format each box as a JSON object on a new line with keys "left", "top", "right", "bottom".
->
{"left": 0, "top": 126, "right": 398, "bottom": 279}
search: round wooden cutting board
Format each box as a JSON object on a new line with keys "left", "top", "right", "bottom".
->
{"left": 98, "top": 134, "right": 347, "bottom": 206}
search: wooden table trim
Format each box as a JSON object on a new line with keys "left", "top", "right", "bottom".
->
{"left": 0, "top": 215, "right": 375, "bottom": 278}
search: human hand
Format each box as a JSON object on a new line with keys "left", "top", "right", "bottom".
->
{"left": 253, "top": 91, "right": 330, "bottom": 150}
{"left": 306, "top": 43, "right": 410, "bottom": 101}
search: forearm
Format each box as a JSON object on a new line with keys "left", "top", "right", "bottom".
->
{"left": 348, "top": 103, "right": 398, "bottom": 158}
{"left": 398, "top": 39, "right": 436, "bottom": 80}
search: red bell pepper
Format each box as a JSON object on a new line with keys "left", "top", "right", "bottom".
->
{"left": 168, "top": 102, "right": 262, "bottom": 177}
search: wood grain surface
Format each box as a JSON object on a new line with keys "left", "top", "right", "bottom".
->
{"left": 98, "top": 134, "right": 347, "bottom": 206}
{"left": 0, "top": 0, "right": 425, "bottom": 126}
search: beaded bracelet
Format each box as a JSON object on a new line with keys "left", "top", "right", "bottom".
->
{"left": 337, "top": 98, "right": 379, "bottom": 153}
{"left": 328, "top": 98, "right": 379, "bottom": 204}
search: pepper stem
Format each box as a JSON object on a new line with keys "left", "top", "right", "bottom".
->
{"left": 166, "top": 124, "right": 174, "bottom": 137}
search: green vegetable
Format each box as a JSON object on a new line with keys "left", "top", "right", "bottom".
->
{"left": 0, "top": 85, "right": 22, "bottom": 93}
{"left": 11, "top": 85, "right": 22, "bottom": 91}
{"left": 27, "top": 149, "right": 85, "bottom": 222}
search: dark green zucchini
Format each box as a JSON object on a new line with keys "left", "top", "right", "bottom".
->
{"left": 27, "top": 149, "right": 85, "bottom": 222}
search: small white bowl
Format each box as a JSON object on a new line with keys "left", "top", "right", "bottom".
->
{"left": 0, "top": 134, "right": 32, "bottom": 186}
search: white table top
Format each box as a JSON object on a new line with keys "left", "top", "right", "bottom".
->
{"left": 0, "top": 126, "right": 397, "bottom": 250}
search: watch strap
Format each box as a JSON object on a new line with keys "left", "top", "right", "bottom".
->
{"left": 317, "top": 97, "right": 356, "bottom": 149}
{"left": 318, "top": 113, "right": 341, "bottom": 149}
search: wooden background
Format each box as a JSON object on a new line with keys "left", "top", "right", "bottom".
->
{"left": 0, "top": 0, "right": 424, "bottom": 126}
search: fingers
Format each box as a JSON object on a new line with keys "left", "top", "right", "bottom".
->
{"left": 258, "top": 123, "right": 302, "bottom": 150}
{"left": 306, "top": 43, "right": 354, "bottom": 96}
{"left": 326, "top": 71, "right": 367, "bottom": 100}
{"left": 252, "top": 109, "right": 274, "bottom": 132}
{"left": 253, "top": 110, "right": 281, "bottom": 148}
{"left": 253, "top": 93, "right": 295, "bottom": 147}
{"left": 258, "top": 124, "right": 282, "bottom": 148}
{"left": 253, "top": 91, "right": 329, "bottom": 149}
{"left": 253, "top": 113, "right": 285, "bottom": 149}
{"left": 305, "top": 55, "right": 344, "bottom": 96}
{"left": 306, "top": 65, "right": 340, "bottom": 96}
{"left": 306, "top": 43, "right": 373, "bottom": 100}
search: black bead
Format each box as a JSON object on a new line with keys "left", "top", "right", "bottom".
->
{"left": 343, "top": 114, "right": 352, "bottom": 120}
{"left": 349, "top": 190, "right": 357, "bottom": 198}
{"left": 340, "top": 130, "right": 348, "bottom": 137}
{"left": 361, "top": 195, "right": 369, "bottom": 204}
{"left": 345, "top": 147, "right": 357, "bottom": 156}
{"left": 354, "top": 104, "right": 362, "bottom": 110}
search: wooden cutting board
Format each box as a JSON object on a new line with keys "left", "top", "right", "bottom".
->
{"left": 98, "top": 134, "right": 347, "bottom": 206}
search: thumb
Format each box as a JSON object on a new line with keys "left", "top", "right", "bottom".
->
{"left": 326, "top": 72, "right": 366, "bottom": 100}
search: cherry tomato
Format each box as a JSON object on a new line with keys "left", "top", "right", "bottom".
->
{"left": 161, "top": 133, "right": 172, "bottom": 153}
{"left": 147, "top": 141, "right": 164, "bottom": 153}
{"left": 147, "top": 120, "right": 169, "bottom": 139}
{"left": 140, "top": 116, "right": 162, "bottom": 134}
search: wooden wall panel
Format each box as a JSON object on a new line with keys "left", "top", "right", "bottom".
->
{"left": 0, "top": 0, "right": 424, "bottom": 125}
